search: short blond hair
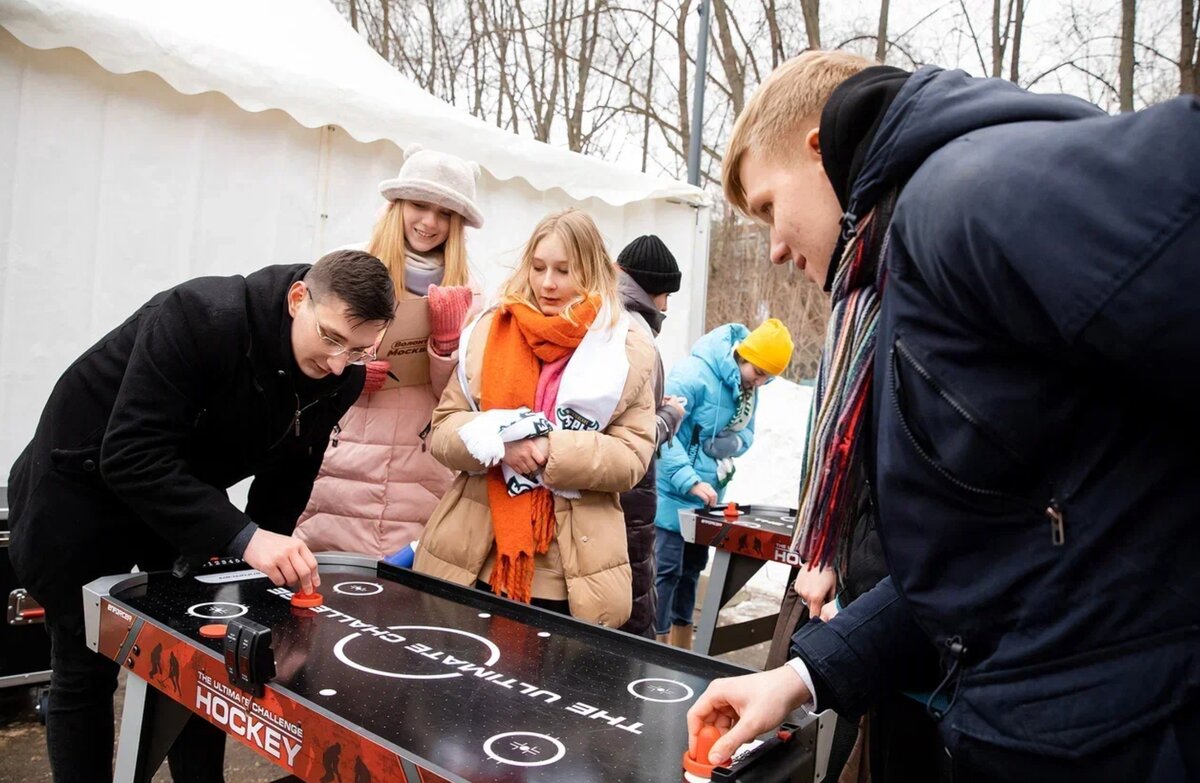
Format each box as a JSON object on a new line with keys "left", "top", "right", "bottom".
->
{"left": 723, "top": 50, "right": 874, "bottom": 216}
{"left": 500, "top": 208, "right": 620, "bottom": 328}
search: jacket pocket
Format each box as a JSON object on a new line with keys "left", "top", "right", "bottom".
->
{"left": 49, "top": 445, "right": 103, "bottom": 477}
{"left": 951, "top": 625, "right": 1200, "bottom": 759}
{"left": 890, "top": 338, "right": 1048, "bottom": 512}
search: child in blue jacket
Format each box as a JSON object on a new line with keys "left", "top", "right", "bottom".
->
{"left": 654, "top": 317, "right": 793, "bottom": 647}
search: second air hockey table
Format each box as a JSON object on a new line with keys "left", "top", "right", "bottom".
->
{"left": 680, "top": 504, "right": 801, "bottom": 657}
{"left": 85, "top": 553, "right": 834, "bottom": 782}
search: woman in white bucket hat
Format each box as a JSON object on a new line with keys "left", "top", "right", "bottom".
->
{"left": 295, "top": 144, "right": 484, "bottom": 559}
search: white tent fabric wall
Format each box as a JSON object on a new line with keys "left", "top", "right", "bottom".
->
{"left": 0, "top": 5, "right": 709, "bottom": 479}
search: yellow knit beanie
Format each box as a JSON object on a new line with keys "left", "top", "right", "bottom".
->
{"left": 735, "top": 318, "right": 794, "bottom": 376}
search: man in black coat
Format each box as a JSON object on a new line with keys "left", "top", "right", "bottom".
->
{"left": 614, "top": 235, "right": 685, "bottom": 639}
{"left": 7, "top": 249, "right": 394, "bottom": 782}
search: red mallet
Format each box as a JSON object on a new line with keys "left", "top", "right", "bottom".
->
{"left": 290, "top": 590, "right": 324, "bottom": 609}
{"left": 723, "top": 502, "right": 740, "bottom": 520}
{"left": 683, "top": 724, "right": 731, "bottom": 780}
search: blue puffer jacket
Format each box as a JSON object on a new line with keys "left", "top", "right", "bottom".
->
{"left": 791, "top": 68, "right": 1200, "bottom": 770}
{"left": 654, "top": 324, "right": 758, "bottom": 532}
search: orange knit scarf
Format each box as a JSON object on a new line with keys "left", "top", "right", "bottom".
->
{"left": 482, "top": 296, "right": 599, "bottom": 603}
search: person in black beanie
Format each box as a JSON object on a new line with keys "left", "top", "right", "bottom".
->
{"left": 687, "top": 48, "right": 1200, "bottom": 783}
{"left": 614, "top": 235, "right": 686, "bottom": 638}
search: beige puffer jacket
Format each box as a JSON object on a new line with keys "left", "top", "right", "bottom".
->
{"left": 414, "top": 310, "right": 658, "bottom": 627}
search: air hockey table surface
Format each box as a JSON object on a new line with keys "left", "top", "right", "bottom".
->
{"left": 85, "top": 553, "right": 822, "bottom": 783}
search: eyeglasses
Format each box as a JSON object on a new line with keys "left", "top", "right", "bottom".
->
{"left": 307, "top": 293, "right": 377, "bottom": 365}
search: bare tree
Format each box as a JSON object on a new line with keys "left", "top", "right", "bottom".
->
{"left": 1183, "top": 0, "right": 1199, "bottom": 93}
{"left": 330, "top": 0, "right": 1188, "bottom": 379}
{"left": 381, "top": 0, "right": 390, "bottom": 61}
{"left": 801, "top": 0, "right": 820, "bottom": 49}
{"left": 764, "top": 0, "right": 786, "bottom": 67}
{"left": 1120, "top": 0, "right": 1137, "bottom": 110}
{"left": 876, "top": 0, "right": 890, "bottom": 63}
{"left": 1010, "top": 0, "right": 1026, "bottom": 82}
{"left": 712, "top": 0, "right": 750, "bottom": 117}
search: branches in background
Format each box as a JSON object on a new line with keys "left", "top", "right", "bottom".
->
{"left": 331, "top": 0, "right": 1191, "bottom": 376}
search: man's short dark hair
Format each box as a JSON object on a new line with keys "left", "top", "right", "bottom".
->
{"left": 306, "top": 250, "right": 395, "bottom": 324}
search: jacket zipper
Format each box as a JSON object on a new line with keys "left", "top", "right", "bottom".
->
{"left": 289, "top": 391, "right": 328, "bottom": 437}
{"left": 892, "top": 340, "right": 1066, "bottom": 545}
{"left": 264, "top": 372, "right": 339, "bottom": 452}
{"left": 331, "top": 423, "right": 341, "bottom": 448}
{"left": 418, "top": 420, "right": 432, "bottom": 452}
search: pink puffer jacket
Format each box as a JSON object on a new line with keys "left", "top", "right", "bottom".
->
{"left": 295, "top": 289, "right": 478, "bottom": 558}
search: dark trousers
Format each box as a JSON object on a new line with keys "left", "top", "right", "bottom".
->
{"left": 45, "top": 611, "right": 228, "bottom": 782}
{"left": 9, "top": 455, "right": 230, "bottom": 782}
{"left": 473, "top": 580, "right": 570, "bottom": 616}
{"left": 653, "top": 528, "right": 710, "bottom": 635}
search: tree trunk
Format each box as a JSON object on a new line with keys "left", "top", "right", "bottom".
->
{"left": 675, "top": 0, "right": 692, "bottom": 158}
{"left": 1182, "top": 0, "right": 1198, "bottom": 94}
{"left": 381, "top": 0, "right": 391, "bottom": 61}
{"left": 467, "top": 1, "right": 484, "bottom": 118}
{"left": 1119, "top": 0, "right": 1136, "bottom": 111}
{"left": 567, "top": 0, "right": 600, "bottom": 152}
{"left": 991, "top": 0, "right": 1002, "bottom": 77}
{"left": 711, "top": 0, "right": 746, "bottom": 116}
{"left": 642, "top": 0, "right": 659, "bottom": 172}
{"left": 763, "top": 0, "right": 785, "bottom": 67}
{"left": 1009, "top": 0, "right": 1024, "bottom": 82}
{"left": 876, "top": 0, "right": 889, "bottom": 63}
{"left": 800, "top": 0, "right": 820, "bottom": 49}
{"left": 426, "top": 0, "right": 439, "bottom": 92}
{"left": 348, "top": 0, "right": 358, "bottom": 31}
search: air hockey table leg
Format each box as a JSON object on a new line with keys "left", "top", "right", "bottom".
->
{"left": 694, "top": 550, "right": 769, "bottom": 656}
{"left": 113, "top": 674, "right": 193, "bottom": 783}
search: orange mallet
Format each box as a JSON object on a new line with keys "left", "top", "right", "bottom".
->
{"left": 683, "top": 724, "right": 731, "bottom": 780}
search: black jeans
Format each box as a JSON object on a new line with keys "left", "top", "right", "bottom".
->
{"left": 45, "top": 610, "right": 227, "bottom": 782}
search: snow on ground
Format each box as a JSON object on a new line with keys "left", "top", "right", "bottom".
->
{"left": 718, "top": 378, "right": 812, "bottom": 592}
{"left": 724, "top": 378, "right": 812, "bottom": 508}
{"left": 697, "top": 379, "right": 813, "bottom": 667}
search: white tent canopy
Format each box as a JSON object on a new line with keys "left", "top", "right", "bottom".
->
{"left": 1, "top": 0, "right": 705, "bottom": 207}
{"left": 0, "top": 0, "right": 710, "bottom": 477}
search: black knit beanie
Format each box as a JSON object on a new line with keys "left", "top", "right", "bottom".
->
{"left": 616, "top": 235, "right": 682, "bottom": 295}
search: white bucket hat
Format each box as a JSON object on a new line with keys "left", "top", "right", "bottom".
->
{"left": 378, "top": 143, "right": 485, "bottom": 229}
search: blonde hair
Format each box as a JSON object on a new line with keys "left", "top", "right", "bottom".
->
{"left": 366, "top": 200, "right": 470, "bottom": 294}
{"left": 723, "top": 50, "right": 874, "bottom": 216}
{"left": 499, "top": 208, "right": 620, "bottom": 328}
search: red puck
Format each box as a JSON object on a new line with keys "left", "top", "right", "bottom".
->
{"left": 290, "top": 591, "right": 324, "bottom": 608}
{"left": 199, "top": 624, "right": 227, "bottom": 639}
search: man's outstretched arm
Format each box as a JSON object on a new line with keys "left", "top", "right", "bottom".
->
{"left": 688, "top": 577, "right": 930, "bottom": 763}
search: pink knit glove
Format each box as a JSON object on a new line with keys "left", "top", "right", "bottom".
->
{"left": 427, "top": 284, "right": 474, "bottom": 355}
{"left": 361, "top": 359, "right": 390, "bottom": 395}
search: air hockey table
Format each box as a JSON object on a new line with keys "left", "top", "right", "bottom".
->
{"left": 84, "top": 553, "right": 833, "bottom": 782}
{"left": 680, "top": 505, "right": 800, "bottom": 657}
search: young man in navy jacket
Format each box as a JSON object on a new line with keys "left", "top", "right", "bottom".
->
{"left": 688, "top": 51, "right": 1199, "bottom": 781}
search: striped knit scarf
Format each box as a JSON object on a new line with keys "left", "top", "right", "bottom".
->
{"left": 793, "top": 191, "right": 897, "bottom": 570}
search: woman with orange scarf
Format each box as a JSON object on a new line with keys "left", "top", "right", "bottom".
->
{"left": 413, "top": 209, "right": 657, "bottom": 626}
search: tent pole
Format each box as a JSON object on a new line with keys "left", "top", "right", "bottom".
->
{"left": 686, "top": 0, "right": 711, "bottom": 187}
